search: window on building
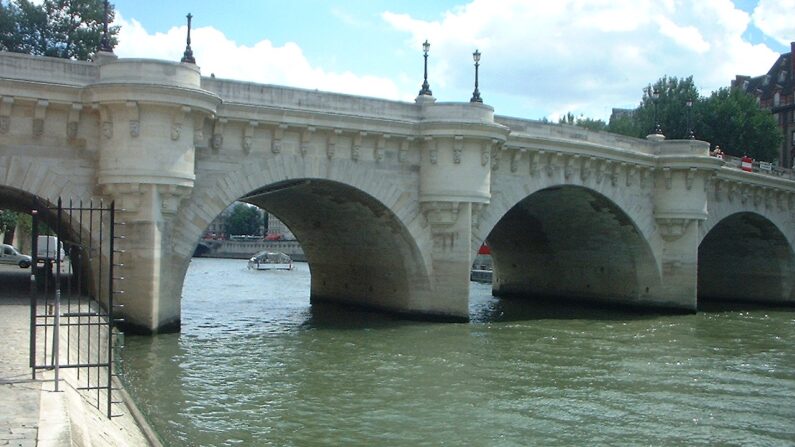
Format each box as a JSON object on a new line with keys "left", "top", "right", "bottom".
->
{"left": 774, "top": 92, "right": 780, "bottom": 106}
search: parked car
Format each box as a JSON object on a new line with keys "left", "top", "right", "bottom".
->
{"left": 0, "top": 243, "right": 32, "bottom": 268}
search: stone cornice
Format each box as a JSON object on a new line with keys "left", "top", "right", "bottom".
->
{"left": 83, "top": 82, "right": 221, "bottom": 114}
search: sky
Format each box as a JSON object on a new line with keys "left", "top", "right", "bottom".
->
{"left": 106, "top": 0, "right": 793, "bottom": 122}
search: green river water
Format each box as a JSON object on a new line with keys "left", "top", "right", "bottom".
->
{"left": 121, "top": 258, "right": 795, "bottom": 446}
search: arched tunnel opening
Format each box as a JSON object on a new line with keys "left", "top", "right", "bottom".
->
{"left": 0, "top": 186, "right": 103, "bottom": 304}
{"left": 485, "top": 185, "right": 660, "bottom": 309}
{"left": 698, "top": 212, "right": 795, "bottom": 306}
{"left": 183, "top": 179, "right": 431, "bottom": 322}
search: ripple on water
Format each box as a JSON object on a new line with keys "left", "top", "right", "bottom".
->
{"left": 121, "top": 258, "right": 795, "bottom": 446}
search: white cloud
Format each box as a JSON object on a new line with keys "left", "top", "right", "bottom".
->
{"left": 752, "top": 0, "right": 795, "bottom": 46}
{"left": 383, "top": 0, "right": 780, "bottom": 120}
{"left": 112, "top": 13, "right": 402, "bottom": 100}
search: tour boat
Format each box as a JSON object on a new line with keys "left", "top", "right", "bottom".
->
{"left": 247, "top": 251, "right": 294, "bottom": 271}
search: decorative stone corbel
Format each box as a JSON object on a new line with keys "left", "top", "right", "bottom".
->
{"left": 300, "top": 127, "right": 315, "bottom": 157}
{"left": 193, "top": 113, "right": 206, "bottom": 145}
{"left": 157, "top": 184, "right": 192, "bottom": 216}
{"left": 352, "top": 131, "right": 365, "bottom": 161}
{"left": 595, "top": 159, "right": 605, "bottom": 184}
{"left": 656, "top": 217, "right": 697, "bottom": 241}
{"left": 33, "top": 99, "right": 48, "bottom": 138}
{"left": 685, "top": 168, "right": 697, "bottom": 190}
{"left": 776, "top": 191, "right": 786, "bottom": 211}
{"left": 471, "top": 203, "right": 484, "bottom": 229}
{"left": 425, "top": 137, "right": 437, "bottom": 164}
{"left": 171, "top": 106, "right": 190, "bottom": 141}
{"left": 662, "top": 167, "right": 672, "bottom": 190}
{"left": 272, "top": 124, "right": 287, "bottom": 154}
{"left": 764, "top": 188, "right": 774, "bottom": 210}
{"left": 528, "top": 150, "right": 540, "bottom": 176}
{"left": 67, "top": 103, "right": 81, "bottom": 140}
{"left": 327, "top": 129, "right": 341, "bottom": 159}
{"left": 640, "top": 167, "right": 652, "bottom": 188}
{"left": 0, "top": 96, "right": 13, "bottom": 134}
{"left": 753, "top": 186, "right": 763, "bottom": 208}
{"left": 740, "top": 185, "right": 750, "bottom": 205}
{"left": 727, "top": 183, "right": 736, "bottom": 203}
{"left": 511, "top": 148, "right": 525, "bottom": 174}
{"left": 580, "top": 156, "right": 593, "bottom": 182}
{"left": 453, "top": 135, "right": 464, "bottom": 164}
{"left": 704, "top": 172, "right": 716, "bottom": 193}
{"left": 713, "top": 179, "right": 723, "bottom": 202}
{"left": 242, "top": 121, "right": 257, "bottom": 153}
{"left": 626, "top": 164, "right": 637, "bottom": 187}
{"left": 211, "top": 118, "right": 226, "bottom": 150}
{"left": 99, "top": 105, "right": 113, "bottom": 140}
{"left": 564, "top": 154, "right": 575, "bottom": 180}
{"left": 375, "top": 134, "right": 388, "bottom": 163}
{"left": 610, "top": 162, "right": 620, "bottom": 186}
{"left": 399, "top": 137, "right": 411, "bottom": 163}
{"left": 544, "top": 152, "right": 556, "bottom": 177}
{"left": 127, "top": 101, "right": 140, "bottom": 138}
{"left": 480, "top": 142, "right": 490, "bottom": 167}
{"left": 491, "top": 141, "right": 503, "bottom": 171}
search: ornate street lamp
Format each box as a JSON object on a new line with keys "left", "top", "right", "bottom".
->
{"left": 181, "top": 13, "right": 196, "bottom": 64}
{"left": 418, "top": 40, "right": 432, "bottom": 96}
{"left": 470, "top": 49, "right": 483, "bottom": 103}
{"left": 686, "top": 98, "right": 695, "bottom": 139}
{"left": 98, "top": 0, "right": 113, "bottom": 53}
{"left": 652, "top": 87, "right": 662, "bottom": 135}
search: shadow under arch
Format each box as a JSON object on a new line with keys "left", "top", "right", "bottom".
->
{"left": 0, "top": 186, "right": 106, "bottom": 302}
{"left": 484, "top": 185, "right": 661, "bottom": 311}
{"left": 698, "top": 212, "right": 795, "bottom": 306}
{"left": 238, "top": 178, "right": 433, "bottom": 318}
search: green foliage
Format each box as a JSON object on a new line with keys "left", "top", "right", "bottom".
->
{"left": 697, "top": 87, "right": 782, "bottom": 161}
{"left": 0, "top": 0, "right": 119, "bottom": 60}
{"left": 558, "top": 111, "right": 607, "bottom": 132}
{"left": 605, "top": 75, "right": 782, "bottom": 161}
{"left": 628, "top": 75, "right": 701, "bottom": 139}
{"left": 226, "top": 204, "right": 263, "bottom": 236}
{"left": 607, "top": 112, "right": 641, "bottom": 137}
{"left": 0, "top": 209, "right": 18, "bottom": 243}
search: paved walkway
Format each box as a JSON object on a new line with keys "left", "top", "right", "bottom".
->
{"left": 0, "top": 266, "right": 40, "bottom": 447}
{"left": 0, "top": 265, "right": 155, "bottom": 446}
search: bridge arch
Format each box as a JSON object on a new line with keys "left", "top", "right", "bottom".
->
{"left": 168, "top": 153, "right": 434, "bottom": 320}
{"left": 698, "top": 211, "right": 795, "bottom": 304}
{"left": 476, "top": 184, "right": 661, "bottom": 308}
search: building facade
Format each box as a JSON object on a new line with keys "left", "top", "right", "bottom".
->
{"left": 732, "top": 42, "right": 795, "bottom": 168}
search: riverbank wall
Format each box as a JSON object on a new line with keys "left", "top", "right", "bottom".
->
{"left": 0, "top": 264, "right": 161, "bottom": 446}
{"left": 195, "top": 239, "right": 306, "bottom": 261}
{"left": 37, "top": 298, "right": 162, "bottom": 446}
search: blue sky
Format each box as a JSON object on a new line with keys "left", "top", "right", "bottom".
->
{"left": 111, "top": 0, "right": 793, "bottom": 121}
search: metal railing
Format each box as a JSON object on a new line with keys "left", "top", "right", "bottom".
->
{"left": 29, "top": 198, "right": 126, "bottom": 419}
{"left": 717, "top": 154, "right": 795, "bottom": 178}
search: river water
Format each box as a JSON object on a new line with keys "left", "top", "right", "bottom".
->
{"left": 121, "top": 258, "right": 795, "bottom": 446}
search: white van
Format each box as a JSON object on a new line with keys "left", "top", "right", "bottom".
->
{"left": 36, "top": 235, "right": 65, "bottom": 262}
{"left": 0, "top": 243, "right": 32, "bottom": 268}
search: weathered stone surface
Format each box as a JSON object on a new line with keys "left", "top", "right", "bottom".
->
{"left": 1, "top": 52, "right": 793, "bottom": 333}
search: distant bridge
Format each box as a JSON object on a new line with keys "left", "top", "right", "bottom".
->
{"left": 1, "top": 51, "right": 793, "bottom": 333}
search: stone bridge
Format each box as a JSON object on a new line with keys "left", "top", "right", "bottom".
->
{"left": 1, "top": 51, "right": 794, "bottom": 333}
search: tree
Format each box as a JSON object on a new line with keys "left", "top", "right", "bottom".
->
{"left": 606, "top": 75, "right": 782, "bottom": 162}
{"left": 226, "top": 204, "right": 263, "bottom": 236}
{"left": 697, "top": 87, "right": 782, "bottom": 161}
{"left": 0, "top": 0, "right": 119, "bottom": 60}
{"left": 558, "top": 112, "right": 608, "bottom": 132}
{"left": 615, "top": 75, "right": 701, "bottom": 139}
{"left": 0, "top": 209, "right": 18, "bottom": 244}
